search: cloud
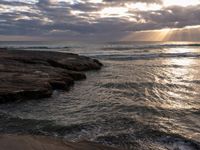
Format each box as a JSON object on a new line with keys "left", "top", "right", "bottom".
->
{"left": 132, "top": 5, "right": 200, "bottom": 30}
{"left": 103, "top": 0, "right": 162, "bottom": 4}
{"left": 0, "top": 0, "right": 200, "bottom": 41}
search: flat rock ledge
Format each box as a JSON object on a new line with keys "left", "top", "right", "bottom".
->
{"left": 0, "top": 134, "right": 121, "bottom": 150}
{"left": 0, "top": 49, "right": 102, "bottom": 103}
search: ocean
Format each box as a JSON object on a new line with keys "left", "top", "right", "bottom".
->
{"left": 0, "top": 41, "right": 200, "bottom": 150}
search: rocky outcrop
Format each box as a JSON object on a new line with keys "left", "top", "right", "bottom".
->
{"left": 0, "top": 49, "right": 102, "bottom": 103}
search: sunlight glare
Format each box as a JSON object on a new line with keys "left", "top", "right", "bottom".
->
{"left": 88, "top": 0, "right": 102, "bottom": 3}
{"left": 100, "top": 7, "right": 129, "bottom": 18}
{"left": 126, "top": 3, "right": 162, "bottom": 11}
{"left": 164, "top": 0, "right": 200, "bottom": 7}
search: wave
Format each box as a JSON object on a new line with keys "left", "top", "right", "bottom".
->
{"left": 0, "top": 46, "right": 71, "bottom": 50}
{"left": 96, "top": 130, "right": 200, "bottom": 150}
{"left": 95, "top": 52, "right": 200, "bottom": 61}
{"left": 0, "top": 111, "right": 90, "bottom": 133}
{"left": 104, "top": 43, "right": 200, "bottom": 51}
{"left": 0, "top": 111, "right": 199, "bottom": 150}
{"left": 1, "top": 42, "right": 200, "bottom": 51}
{"left": 100, "top": 81, "right": 193, "bottom": 100}
{"left": 101, "top": 81, "right": 192, "bottom": 89}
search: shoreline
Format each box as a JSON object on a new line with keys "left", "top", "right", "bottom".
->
{"left": 0, "top": 134, "right": 122, "bottom": 150}
{"left": 0, "top": 48, "right": 102, "bottom": 103}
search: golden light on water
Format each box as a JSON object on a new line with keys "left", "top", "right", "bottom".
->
{"left": 160, "top": 47, "right": 197, "bottom": 110}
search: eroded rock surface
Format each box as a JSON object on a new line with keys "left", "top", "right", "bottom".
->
{"left": 0, "top": 49, "right": 102, "bottom": 103}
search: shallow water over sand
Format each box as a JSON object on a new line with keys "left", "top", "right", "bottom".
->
{"left": 0, "top": 42, "right": 200, "bottom": 150}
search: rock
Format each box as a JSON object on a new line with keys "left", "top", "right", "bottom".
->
{"left": 0, "top": 49, "right": 102, "bottom": 103}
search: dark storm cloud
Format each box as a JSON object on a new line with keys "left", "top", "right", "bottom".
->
{"left": 0, "top": 0, "right": 200, "bottom": 41}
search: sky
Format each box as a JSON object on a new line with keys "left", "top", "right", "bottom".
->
{"left": 1, "top": 0, "right": 200, "bottom": 41}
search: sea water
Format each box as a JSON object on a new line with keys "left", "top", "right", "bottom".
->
{"left": 0, "top": 41, "right": 200, "bottom": 150}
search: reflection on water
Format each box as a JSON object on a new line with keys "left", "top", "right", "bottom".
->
{"left": 163, "top": 47, "right": 200, "bottom": 53}
{"left": 151, "top": 48, "right": 200, "bottom": 144}
{"left": 0, "top": 43, "right": 200, "bottom": 150}
{"left": 161, "top": 48, "right": 195, "bottom": 110}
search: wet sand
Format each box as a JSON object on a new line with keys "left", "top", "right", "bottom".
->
{"left": 0, "top": 134, "right": 122, "bottom": 150}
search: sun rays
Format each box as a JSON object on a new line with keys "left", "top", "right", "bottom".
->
{"left": 122, "top": 25, "right": 200, "bottom": 42}
{"left": 2, "top": 0, "right": 200, "bottom": 41}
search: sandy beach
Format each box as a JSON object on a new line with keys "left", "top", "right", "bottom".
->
{"left": 0, "top": 134, "right": 121, "bottom": 150}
